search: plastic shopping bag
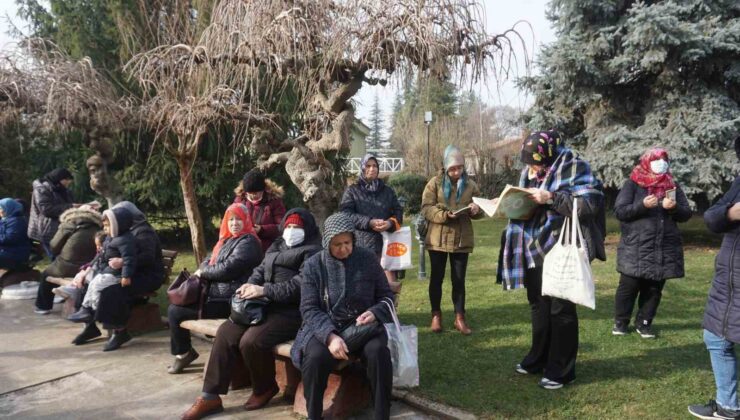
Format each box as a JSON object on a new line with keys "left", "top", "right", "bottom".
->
{"left": 381, "top": 227, "right": 413, "bottom": 271}
{"left": 541, "top": 198, "right": 596, "bottom": 309}
{"left": 382, "top": 299, "right": 419, "bottom": 387}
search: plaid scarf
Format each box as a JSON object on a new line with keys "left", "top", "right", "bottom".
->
{"left": 502, "top": 148, "right": 602, "bottom": 290}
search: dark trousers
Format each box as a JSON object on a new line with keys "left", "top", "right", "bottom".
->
{"left": 614, "top": 274, "right": 666, "bottom": 327}
{"left": 0, "top": 255, "right": 24, "bottom": 270}
{"left": 428, "top": 250, "right": 469, "bottom": 313}
{"left": 35, "top": 274, "right": 56, "bottom": 310}
{"left": 520, "top": 266, "right": 578, "bottom": 383}
{"left": 301, "top": 334, "right": 392, "bottom": 420}
{"left": 168, "top": 302, "right": 231, "bottom": 356}
{"left": 203, "top": 311, "right": 301, "bottom": 395}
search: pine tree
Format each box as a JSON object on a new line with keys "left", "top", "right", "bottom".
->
{"left": 368, "top": 91, "right": 385, "bottom": 155}
{"left": 523, "top": 0, "right": 740, "bottom": 202}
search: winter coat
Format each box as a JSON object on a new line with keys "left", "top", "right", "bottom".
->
{"left": 112, "top": 202, "right": 166, "bottom": 293}
{"left": 703, "top": 176, "right": 740, "bottom": 343}
{"left": 290, "top": 246, "right": 395, "bottom": 368}
{"left": 549, "top": 188, "right": 608, "bottom": 263}
{"left": 234, "top": 179, "right": 287, "bottom": 251}
{"left": 96, "top": 208, "right": 137, "bottom": 279}
{"left": 247, "top": 208, "right": 322, "bottom": 315}
{"left": 0, "top": 200, "right": 30, "bottom": 264}
{"left": 199, "top": 234, "right": 262, "bottom": 302}
{"left": 339, "top": 180, "right": 403, "bottom": 256}
{"left": 45, "top": 208, "right": 103, "bottom": 278}
{"left": 615, "top": 179, "right": 691, "bottom": 280}
{"left": 421, "top": 174, "right": 484, "bottom": 253}
{"left": 27, "top": 179, "right": 74, "bottom": 243}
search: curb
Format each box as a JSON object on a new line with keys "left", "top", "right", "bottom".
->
{"left": 392, "top": 389, "right": 477, "bottom": 419}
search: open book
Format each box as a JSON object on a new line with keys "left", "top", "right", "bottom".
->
{"left": 473, "top": 185, "right": 539, "bottom": 220}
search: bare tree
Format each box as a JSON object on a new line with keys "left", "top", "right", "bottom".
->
{"left": 128, "top": 0, "right": 528, "bottom": 231}
{"left": 0, "top": 39, "right": 131, "bottom": 207}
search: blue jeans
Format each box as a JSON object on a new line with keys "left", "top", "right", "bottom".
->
{"left": 704, "top": 329, "right": 740, "bottom": 411}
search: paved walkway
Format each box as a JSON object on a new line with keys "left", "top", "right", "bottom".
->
{"left": 0, "top": 299, "right": 434, "bottom": 419}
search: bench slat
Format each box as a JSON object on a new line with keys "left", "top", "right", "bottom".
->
{"left": 180, "top": 319, "right": 225, "bottom": 337}
{"left": 46, "top": 276, "right": 73, "bottom": 286}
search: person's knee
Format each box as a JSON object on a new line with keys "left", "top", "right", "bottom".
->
{"left": 364, "top": 338, "right": 390, "bottom": 362}
{"left": 167, "top": 304, "right": 180, "bottom": 322}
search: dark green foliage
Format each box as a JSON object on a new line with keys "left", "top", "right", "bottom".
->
{"left": 387, "top": 172, "right": 428, "bottom": 214}
{"left": 474, "top": 168, "right": 521, "bottom": 200}
{"left": 523, "top": 0, "right": 740, "bottom": 203}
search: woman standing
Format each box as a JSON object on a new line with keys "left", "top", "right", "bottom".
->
{"left": 340, "top": 153, "right": 404, "bottom": 293}
{"left": 290, "top": 212, "right": 395, "bottom": 420}
{"left": 613, "top": 148, "right": 691, "bottom": 338}
{"left": 27, "top": 168, "right": 77, "bottom": 258}
{"left": 421, "top": 145, "right": 483, "bottom": 335}
{"left": 167, "top": 203, "right": 262, "bottom": 372}
{"left": 500, "top": 131, "right": 605, "bottom": 390}
{"left": 234, "top": 170, "right": 286, "bottom": 251}
{"left": 181, "top": 209, "right": 322, "bottom": 419}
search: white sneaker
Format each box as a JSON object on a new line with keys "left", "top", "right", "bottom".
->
{"left": 34, "top": 307, "right": 51, "bottom": 315}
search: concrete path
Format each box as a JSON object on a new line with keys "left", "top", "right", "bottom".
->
{"left": 0, "top": 299, "right": 434, "bottom": 420}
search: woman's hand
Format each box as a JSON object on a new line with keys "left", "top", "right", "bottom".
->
{"left": 108, "top": 258, "right": 123, "bottom": 270}
{"left": 356, "top": 310, "right": 376, "bottom": 326}
{"left": 370, "top": 219, "right": 387, "bottom": 232}
{"left": 238, "top": 284, "right": 265, "bottom": 299}
{"left": 662, "top": 198, "right": 676, "bottom": 210}
{"left": 446, "top": 211, "right": 459, "bottom": 219}
{"left": 728, "top": 203, "right": 740, "bottom": 221}
{"left": 120, "top": 277, "right": 131, "bottom": 287}
{"left": 327, "top": 333, "right": 349, "bottom": 360}
{"left": 643, "top": 195, "right": 659, "bottom": 208}
{"left": 527, "top": 188, "right": 552, "bottom": 205}
{"left": 469, "top": 203, "right": 481, "bottom": 216}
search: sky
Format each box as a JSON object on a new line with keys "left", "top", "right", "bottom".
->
{"left": 0, "top": 0, "right": 556, "bottom": 127}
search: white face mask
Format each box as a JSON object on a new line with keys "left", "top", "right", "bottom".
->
{"left": 650, "top": 159, "right": 669, "bottom": 174}
{"left": 283, "top": 227, "right": 305, "bottom": 247}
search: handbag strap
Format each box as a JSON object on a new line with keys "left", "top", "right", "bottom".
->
{"left": 381, "top": 298, "right": 402, "bottom": 335}
{"left": 572, "top": 197, "right": 587, "bottom": 250}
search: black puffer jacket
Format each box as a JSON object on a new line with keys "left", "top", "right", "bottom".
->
{"left": 703, "top": 176, "right": 740, "bottom": 342}
{"left": 199, "top": 233, "right": 262, "bottom": 302}
{"left": 27, "top": 179, "right": 74, "bottom": 243}
{"left": 339, "top": 179, "right": 403, "bottom": 256}
{"left": 112, "top": 201, "right": 165, "bottom": 293}
{"left": 248, "top": 208, "right": 322, "bottom": 315}
{"left": 614, "top": 179, "right": 692, "bottom": 280}
{"left": 550, "top": 188, "right": 607, "bottom": 262}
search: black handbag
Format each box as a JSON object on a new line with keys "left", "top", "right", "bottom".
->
{"left": 229, "top": 295, "right": 269, "bottom": 326}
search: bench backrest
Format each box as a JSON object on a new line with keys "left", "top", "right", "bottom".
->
{"left": 161, "top": 249, "right": 178, "bottom": 282}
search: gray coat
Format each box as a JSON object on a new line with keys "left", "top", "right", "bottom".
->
{"left": 290, "top": 246, "right": 395, "bottom": 368}
{"left": 27, "top": 179, "right": 74, "bottom": 243}
{"left": 703, "top": 176, "right": 740, "bottom": 342}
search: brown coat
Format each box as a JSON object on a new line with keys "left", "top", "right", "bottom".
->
{"left": 421, "top": 174, "right": 483, "bottom": 253}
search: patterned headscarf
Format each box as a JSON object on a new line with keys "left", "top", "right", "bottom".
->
{"left": 359, "top": 154, "right": 380, "bottom": 192}
{"left": 520, "top": 131, "right": 563, "bottom": 166}
{"left": 322, "top": 212, "right": 355, "bottom": 249}
{"left": 629, "top": 148, "right": 675, "bottom": 199}
{"left": 210, "top": 203, "right": 258, "bottom": 265}
{"left": 442, "top": 145, "right": 467, "bottom": 203}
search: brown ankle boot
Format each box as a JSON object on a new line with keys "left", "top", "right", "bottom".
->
{"left": 431, "top": 311, "right": 443, "bottom": 333}
{"left": 454, "top": 313, "right": 472, "bottom": 335}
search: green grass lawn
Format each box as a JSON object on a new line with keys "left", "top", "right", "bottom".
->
{"left": 150, "top": 216, "right": 717, "bottom": 419}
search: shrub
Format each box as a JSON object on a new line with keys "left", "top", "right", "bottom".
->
{"left": 387, "top": 172, "right": 428, "bottom": 214}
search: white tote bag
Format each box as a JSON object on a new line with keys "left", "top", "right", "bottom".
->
{"left": 381, "top": 227, "right": 413, "bottom": 271}
{"left": 541, "top": 198, "right": 596, "bottom": 309}
{"left": 382, "top": 299, "right": 419, "bottom": 388}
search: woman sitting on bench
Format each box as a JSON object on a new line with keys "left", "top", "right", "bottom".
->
{"left": 181, "top": 208, "right": 322, "bottom": 420}
{"left": 0, "top": 198, "right": 31, "bottom": 271}
{"left": 292, "top": 212, "right": 395, "bottom": 420}
{"left": 169, "top": 203, "right": 263, "bottom": 376}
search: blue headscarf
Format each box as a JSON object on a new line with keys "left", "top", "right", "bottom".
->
{"left": 359, "top": 153, "right": 380, "bottom": 192}
{"left": 0, "top": 198, "right": 23, "bottom": 218}
{"left": 442, "top": 145, "right": 466, "bottom": 203}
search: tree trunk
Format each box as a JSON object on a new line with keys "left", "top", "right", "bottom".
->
{"left": 176, "top": 153, "right": 208, "bottom": 262}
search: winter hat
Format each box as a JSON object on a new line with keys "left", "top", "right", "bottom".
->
{"left": 520, "top": 130, "right": 563, "bottom": 166}
{"left": 443, "top": 145, "right": 465, "bottom": 170}
{"left": 242, "top": 170, "right": 266, "bottom": 193}
{"left": 102, "top": 209, "right": 119, "bottom": 238}
{"left": 44, "top": 168, "right": 73, "bottom": 185}
{"left": 284, "top": 213, "right": 304, "bottom": 228}
{"left": 112, "top": 201, "right": 146, "bottom": 227}
{"left": 322, "top": 212, "right": 354, "bottom": 249}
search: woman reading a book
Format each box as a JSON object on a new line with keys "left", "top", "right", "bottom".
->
{"left": 612, "top": 147, "right": 691, "bottom": 338}
{"left": 421, "top": 145, "right": 484, "bottom": 335}
{"left": 499, "top": 130, "right": 606, "bottom": 390}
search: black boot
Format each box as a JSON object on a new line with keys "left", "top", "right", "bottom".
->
{"left": 103, "top": 329, "right": 132, "bottom": 352}
{"left": 67, "top": 306, "right": 93, "bottom": 323}
{"left": 72, "top": 322, "right": 102, "bottom": 345}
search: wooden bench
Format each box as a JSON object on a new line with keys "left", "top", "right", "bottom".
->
{"left": 180, "top": 318, "right": 370, "bottom": 418}
{"left": 0, "top": 267, "right": 41, "bottom": 289}
{"left": 46, "top": 249, "right": 178, "bottom": 333}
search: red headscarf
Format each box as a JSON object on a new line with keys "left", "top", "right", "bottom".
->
{"left": 209, "top": 203, "right": 258, "bottom": 265}
{"left": 629, "top": 148, "right": 675, "bottom": 199}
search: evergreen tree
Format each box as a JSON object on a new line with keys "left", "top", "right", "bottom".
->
{"left": 368, "top": 92, "right": 385, "bottom": 154}
{"left": 523, "top": 0, "right": 740, "bottom": 202}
